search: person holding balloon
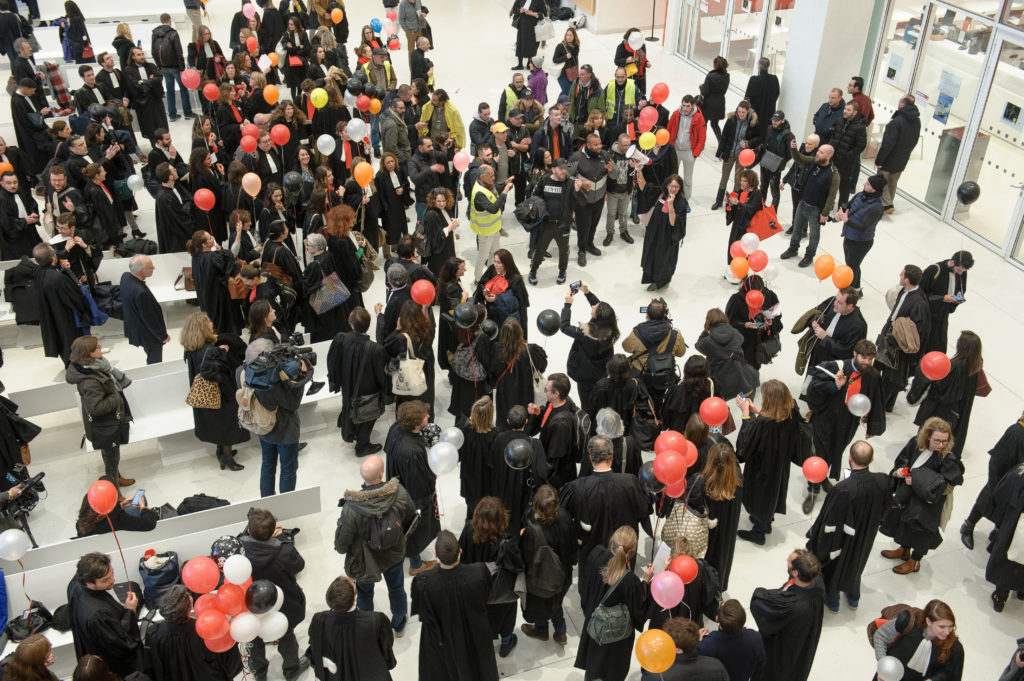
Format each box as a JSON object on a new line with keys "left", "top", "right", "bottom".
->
{"left": 725, "top": 274, "right": 782, "bottom": 369}
{"left": 724, "top": 169, "right": 761, "bottom": 266}
{"left": 871, "top": 599, "right": 963, "bottom": 681}
{"left": 149, "top": 584, "right": 244, "bottom": 680}
{"left": 75, "top": 475, "right": 159, "bottom": 536}
{"left": 640, "top": 618, "right": 729, "bottom": 681}
{"left": 646, "top": 538, "right": 721, "bottom": 633}
{"left": 711, "top": 101, "right": 760, "bottom": 211}
{"left": 911, "top": 330, "right": 983, "bottom": 460}
{"left": 614, "top": 29, "right": 651, "bottom": 97}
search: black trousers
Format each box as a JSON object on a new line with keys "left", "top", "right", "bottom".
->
{"left": 760, "top": 167, "right": 782, "bottom": 208}
{"left": 843, "top": 238, "right": 873, "bottom": 289}
{"left": 143, "top": 343, "right": 163, "bottom": 365}
{"left": 531, "top": 220, "right": 570, "bottom": 273}
{"left": 242, "top": 628, "right": 300, "bottom": 680}
{"left": 708, "top": 119, "right": 722, "bottom": 144}
{"left": 574, "top": 200, "right": 604, "bottom": 251}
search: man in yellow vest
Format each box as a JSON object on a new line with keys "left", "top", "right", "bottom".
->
{"left": 363, "top": 48, "right": 398, "bottom": 158}
{"left": 469, "top": 165, "right": 513, "bottom": 282}
{"left": 604, "top": 67, "right": 637, "bottom": 139}
{"left": 498, "top": 72, "right": 528, "bottom": 122}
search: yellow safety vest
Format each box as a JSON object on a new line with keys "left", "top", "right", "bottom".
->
{"left": 469, "top": 182, "right": 502, "bottom": 237}
{"left": 605, "top": 80, "right": 636, "bottom": 120}
{"left": 362, "top": 61, "right": 392, "bottom": 88}
{"left": 504, "top": 86, "right": 520, "bottom": 114}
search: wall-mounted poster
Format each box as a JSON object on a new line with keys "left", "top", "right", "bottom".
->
{"left": 934, "top": 92, "right": 954, "bottom": 124}
{"left": 1003, "top": 101, "right": 1023, "bottom": 131}
{"left": 886, "top": 53, "right": 904, "bottom": 85}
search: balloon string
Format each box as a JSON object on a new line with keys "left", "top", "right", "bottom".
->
{"left": 105, "top": 515, "right": 131, "bottom": 583}
{"left": 17, "top": 558, "right": 34, "bottom": 634}
{"left": 650, "top": 491, "right": 665, "bottom": 565}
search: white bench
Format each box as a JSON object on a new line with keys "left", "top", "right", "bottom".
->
{"left": 94, "top": 251, "right": 196, "bottom": 304}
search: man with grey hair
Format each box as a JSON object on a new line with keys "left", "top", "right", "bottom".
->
{"left": 12, "top": 38, "right": 48, "bottom": 109}
{"left": 559, "top": 435, "right": 652, "bottom": 570}
{"left": 120, "top": 255, "right": 168, "bottom": 364}
{"left": 583, "top": 407, "right": 642, "bottom": 476}
{"left": 410, "top": 35, "right": 432, "bottom": 84}
{"left": 374, "top": 264, "right": 412, "bottom": 342}
{"left": 380, "top": 96, "right": 411, "bottom": 170}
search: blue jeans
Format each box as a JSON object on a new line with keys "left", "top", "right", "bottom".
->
{"left": 530, "top": 602, "right": 566, "bottom": 636}
{"left": 355, "top": 560, "right": 408, "bottom": 632}
{"left": 409, "top": 554, "right": 423, "bottom": 569}
{"left": 787, "top": 201, "right": 821, "bottom": 257}
{"left": 370, "top": 113, "right": 381, "bottom": 150}
{"left": 824, "top": 576, "right": 860, "bottom": 610}
{"left": 415, "top": 202, "right": 427, "bottom": 223}
{"left": 259, "top": 439, "right": 299, "bottom": 497}
{"left": 163, "top": 67, "right": 193, "bottom": 118}
{"left": 557, "top": 73, "right": 571, "bottom": 96}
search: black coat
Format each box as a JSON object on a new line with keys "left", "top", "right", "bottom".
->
{"left": 326, "top": 331, "right": 388, "bottom": 436}
{"left": 519, "top": 508, "right": 576, "bottom": 622}
{"left": 84, "top": 180, "right": 126, "bottom": 245}
{"left": 123, "top": 61, "right": 168, "bottom": 141}
{"left": 473, "top": 266, "right": 529, "bottom": 336}
{"left": 192, "top": 249, "right": 242, "bottom": 335}
{"left": 0, "top": 187, "right": 41, "bottom": 259}
{"left": 804, "top": 359, "right": 886, "bottom": 476}
{"left": 421, "top": 207, "right": 456, "bottom": 276}
{"left": 743, "top": 72, "right": 780, "bottom": 124}
{"left": 700, "top": 68, "right": 730, "bottom": 122}
{"left": 10, "top": 92, "right": 50, "bottom": 174}
{"left": 185, "top": 340, "right": 250, "bottom": 446}
{"left": 67, "top": 578, "right": 141, "bottom": 677}
{"left": 737, "top": 407, "right": 809, "bottom": 522}
{"left": 302, "top": 251, "right": 350, "bottom": 342}
{"left": 716, "top": 111, "right": 762, "bottom": 160}
{"left": 919, "top": 260, "right": 966, "bottom": 354}
{"left": 457, "top": 425, "right": 497, "bottom": 514}
{"left": 876, "top": 104, "right": 921, "bottom": 173}
{"left": 3, "top": 256, "right": 40, "bottom": 325}
{"left": 191, "top": 170, "right": 228, "bottom": 243}
{"left": 35, "top": 265, "right": 88, "bottom": 360}
{"left": 560, "top": 470, "right": 651, "bottom": 572}
{"left": 695, "top": 324, "right": 759, "bottom": 401}
{"left": 155, "top": 184, "right": 194, "bottom": 253}
{"left": 642, "top": 652, "right": 729, "bottom": 681}
{"left": 640, "top": 188, "right": 686, "bottom": 287}
{"left": 588, "top": 377, "right": 640, "bottom": 434}
{"left": 307, "top": 610, "right": 396, "bottom": 681}
{"left": 239, "top": 534, "right": 306, "bottom": 628}
{"left": 150, "top": 620, "right": 242, "bottom": 681}
{"left": 829, "top": 113, "right": 867, "bottom": 172}
{"left": 806, "top": 297, "right": 868, "bottom": 367}
{"left": 384, "top": 423, "right": 440, "bottom": 556}
{"left": 913, "top": 360, "right": 978, "bottom": 458}
{"left": 986, "top": 464, "right": 1024, "bottom": 592}
{"left": 725, "top": 284, "right": 782, "bottom": 370}
{"left": 705, "top": 470, "right": 743, "bottom": 591}
{"left": 487, "top": 430, "right": 550, "bottom": 535}
{"left": 375, "top": 168, "right": 413, "bottom": 244}
{"left": 119, "top": 272, "right": 167, "bottom": 349}
{"left": 490, "top": 342, "right": 546, "bottom": 419}
{"left": 749, "top": 579, "right": 824, "bottom": 681}
{"left": 879, "top": 440, "right": 964, "bottom": 553}
{"left": 560, "top": 292, "right": 613, "bottom": 384}
{"left": 73, "top": 83, "right": 112, "bottom": 115}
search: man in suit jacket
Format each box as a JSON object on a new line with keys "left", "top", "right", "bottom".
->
{"left": 120, "top": 255, "right": 169, "bottom": 364}
{"left": 95, "top": 52, "right": 129, "bottom": 104}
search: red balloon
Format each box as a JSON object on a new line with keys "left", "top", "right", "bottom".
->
{"left": 388, "top": 38, "right": 400, "bottom": 50}
{"left": 270, "top": 123, "right": 290, "bottom": 146}
{"left": 195, "top": 609, "right": 229, "bottom": 640}
{"left": 385, "top": 9, "right": 397, "bottom": 21}
{"left": 241, "top": 123, "right": 260, "bottom": 139}
{"left": 664, "top": 478, "right": 687, "bottom": 498}
{"left": 802, "top": 456, "right": 829, "bottom": 484}
{"left": 216, "top": 583, "right": 246, "bottom": 616}
{"left": 655, "top": 430, "right": 687, "bottom": 456}
{"left": 410, "top": 279, "right": 435, "bottom": 306}
{"left": 356, "top": 94, "right": 371, "bottom": 111}
{"left": 203, "top": 83, "right": 220, "bottom": 102}
{"left": 239, "top": 135, "right": 258, "bottom": 153}
{"left": 699, "top": 397, "right": 729, "bottom": 427}
{"left": 87, "top": 480, "right": 118, "bottom": 515}
{"left": 729, "top": 240, "right": 745, "bottom": 259}
{"left": 745, "top": 290, "right": 764, "bottom": 308}
{"left": 182, "top": 556, "right": 221, "bottom": 594}
{"left": 194, "top": 188, "right": 216, "bottom": 212}
{"left": 194, "top": 593, "right": 219, "bottom": 616}
{"left": 180, "top": 68, "right": 201, "bottom": 90}
{"left": 653, "top": 450, "right": 686, "bottom": 485}
{"left": 246, "top": 36, "right": 258, "bottom": 53}
{"left": 669, "top": 555, "right": 699, "bottom": 584}
{"left": 650, "top": 82, "right": 669, "bottom": 106}
{"left": 920, "top": 351, "right": 951, "bottom": 381}
{"left": 738, "top": 148, "right": 756, "bottom": 167}
{"left": 205, "top": 632, "right": 236, "bottom": 653}
{"left": 748, "top": 249, "right": 768, "bottom": 272}
{"left": 683, "top": 440, "right": 698, "bottom": 468}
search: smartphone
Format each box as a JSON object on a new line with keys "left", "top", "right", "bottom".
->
{"left": 569, "top": 281, "right": 581, "bottom": 294}
{"left": 953, "top": 295, "right": 965, "bottom": 302}
{"left": 131, "top": 489, "right": 145, "bottom": 506}
{"left": 640, "top": 306, "right": 648, "bottom": 314}
{"left": 755, "top": 321, "right": 766, "bottom": 328}
{"left": 738, "top": 392, "right": 746, "bottom": 401}
{"left": 842, "top": 467, "right": 852, "bottom": 480}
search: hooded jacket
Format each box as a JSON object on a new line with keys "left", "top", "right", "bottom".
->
{"left": 666, "top": 105, "right": 707, "bottom": 158}
{"left": 761, "top": 119, "right": 795, "bottom": 173}
{"left": 66, "top": 359, "right": 133, "bottom": 443}
{"left": 568, "top": 145, "right": 610, "bottom": 204}
{"left": 622, "top": 319, "right": 687, "bottom": 374}
{"left": 875, "top": 104, "right": 921, "bottom": 174}
{"left": 151, "top": 24, "right": 185, "bottom": 71}
{"left": 240, "top": 533, "right": 306, "bottom": 629}
{"left": 334, "top": 478, "right": 417, "bottom": 582}
{"left": 695, "top": 324, "right": 759, "bottom": 400}
{"left": 715, "top": 110, "right": 761, "bottom": 160}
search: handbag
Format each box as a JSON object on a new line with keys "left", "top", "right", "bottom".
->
{"left": 451, "top": 338, "right": 487, "bottom": 383}
{"left": 748, "top": 201, "right": 782, "bottom": 240}
{"left": 185, "top": 352, "right": 221, "bottom": 409}
{"left": 228, "top": 274, "right": 249, "bottom": 300}
{"left": 308, "top": 270, "right": 351, "bottom": 315}
{"left": 525, "top": 345, "right": 545, "bottom": 402}
{"left": 624, "top": 62, "right": 638, "bottom": 78}
{"left": 213, "top": 54, "right": 228, "bottom": 80}
{"left": 585, "top": 572, "right": 632, "bottom": 645}
{"left": 350, "top": 342, "right": 384, "bottom": 424}
{"left": 82, "top": 43, "right": 94, "bottom": 59}
{"left": 534, "top": 17, "right": 555, "bottom": 42}
{"left": 89, "top": 412, "right": 131, "bottom": 449}
{"left": 630, "top": 379, "right": 661, "bottom": 451}
{"left": 391, "top": 334, "right": 428, "bottom": 396}
{"left": 263, "top": 248, "right": 294, "bottom": 287}
{"left": 173, "top": 267, "right": 196, "bottom": 291}
{"left": 975, "top": 369, "right": 992, "bottom": 397}
{"left": 288, "top": 55, "right": 303, "bottom": 67}
{"left": 5, "top": 601, "right": 52, "bottom": 641}
{"left": 138, "top": 551, "right": 181, "bottom": 609}
{"left": 661, "top": 481, "right": 709, "bottom": 558}
{"left": 760, "top": 149, "right": 785, "bottom": 173}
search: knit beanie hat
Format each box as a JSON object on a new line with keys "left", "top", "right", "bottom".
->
{"left": 867, "top": 174, "right": 887, "bottom": 192}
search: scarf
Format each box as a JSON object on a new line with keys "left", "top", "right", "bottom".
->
{"left": 80, "top": 356, "right": 129, "bottom": 388}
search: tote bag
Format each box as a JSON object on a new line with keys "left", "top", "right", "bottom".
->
{"left": 661, "top": 480, "right": 709, "bottom": 558}
{"left": 534, "top": 17, "right": 555, "bottom": 42}
{"left": 309, "top": 271, "right": 351, "bottom": 314}
{"left": 747, "top": 201, "right": 783, "bottom": 240}
{"left": 392, "top": 334, "right": 428, "bottom": 396}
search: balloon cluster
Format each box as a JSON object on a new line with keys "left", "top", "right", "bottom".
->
{"left": 727, "top": 233, "right": 763, "bottom": 280}
{"left": 427, "top": 427, "right": 464, "bottom": 475}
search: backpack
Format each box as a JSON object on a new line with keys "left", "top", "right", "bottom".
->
{"left": 176, "top": 493, "right": 230, "bottom": 514}
{"left": 236, "top": 384, "right": 278, "bottom": 435}
{"left": 151, "top": 30, "right": 176, "bottom": 68}
{"left": 490, "top": 290, "right": 521, "bottom": 327}
{"left": 115, "top": 237, "right": 159, "bottom": 258}
{"left": 866, "top": 603, "right": 922, "bottom": 647}
{"left": 552, "top": 6, "right": 574, "bottom": 20}
{"left": 350, "top": 501, "right": 405, "bottom": 552}
{"left": 451, "top": 337, "right": 487, "bottom": 383}
{"left": 412, "top": 219, "right": 433, "bottom": 259}
{"left": 636, "top": 330, "right": 681, "bottom": 392}
{"left": 137, "top": 551, "right": 181, "bottom": 609}
{"left": 525, "top": 521, "right": 564, "bottom": 598}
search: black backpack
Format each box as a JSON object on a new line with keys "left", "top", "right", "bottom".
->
{"left": 525, "top": 521, "right": 564, "bottom": 598}
{"left": 176, "top": 493, "right": 230, "bottom": 515}
{"left": 552, "top": 6, "right": 574, "bottom": 20}
{"left": 365, "top": 504, "right": 404, "bottom": 552}
{"left": 115, "top": 238, "right": 159, "bottom": 258}
{"left": 151, "top": 30, "right": 176, "bottom": 68}
{"left": 636, "top": 330, "right": 681, "bottom": 392}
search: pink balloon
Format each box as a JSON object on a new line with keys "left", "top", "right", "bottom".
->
{"left": 242, "top": 3, "right": 256, "bottom": 18}
{"left": 650, "top": 570, "right": 685, "bottom": 609}
{"left": 452, "top": 151, "right": 471, "bottom": 173}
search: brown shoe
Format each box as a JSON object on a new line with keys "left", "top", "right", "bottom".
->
{"left": 409, "top": 559, "right": 438, "bottom": 576}
{"left": 880, "top": 547, "right": 909, "bottom": 560}
{"left": 553, "top": 632, "right": 568, "bottom": 645}
{"left": 892, "top": 559, "right": 921, "bottom": 575}
{"left": 520, "top": 623, "right": 548, "bottom": 642}
{"left": 118, "top": 476, "right": 135, "bottom": 487}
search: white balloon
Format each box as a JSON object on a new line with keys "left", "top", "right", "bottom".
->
{"left": 740, "top": 232, "right": 760, "bottom": 254}
{"left": 440, "top": 426, "right": 465, "bottom": 449}
{"left": 346, "top": 118, "right": 367, "bottom": 141}
{"left": 126, "top": 174, "right": 145, "bottom": 193}
{"left": 229, "top": 612, "right": 261, "bottom": 643}
{"left": 724, "top": 268, "right": 740, "bottom": 284}
{"left": 0, "top": 529, "right": 31, "bottom": 561}
{"left": 428, "top": 441, "right": 458, "bottom": 475}
{"left": 259, "top": 611, "right": 289, "bottom": 641}
{"left": 316, "top": 134, "right": 336, "bottom": 155}
{"left": 876, "top": 655, "right": 905, "bottom": 681}
{"left": 627, "top": 31, "right": 645, "bottom": 51}
{"left": 848, "top": 393, "right": 872, "bottom": 418}
{"left": 344, "top": 90, "right": 358, "bottom": 107}
{"left": 761, "top": 263, "right": 779, "bottom": 282}
{"left": 271, "top": 584, "right": 284, "bottom": 613}
{"left": 222, "top": 554, "right": 252, "bottom": 585}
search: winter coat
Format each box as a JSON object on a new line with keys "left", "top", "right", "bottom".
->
{"left": 334, "top": 478, "right": 417, "bottom": 582}
{"left": 812, "top": 99, "right": 845, "bottom": 142}
{"left": 760, "top": 120, "right": 795, "bottom": 174}
{"left": 666, "top": 106, "right": 707, "bottom": 157}
{"left": 830, "top": 113, "right": 867, "bottom": 172}
{"left": 875, "top": 104, "right": 921, "bottom": 173}
{"left": 695, "top": 324, "right": 759, "bottom": 400}
{"left": 561, "top": 292, "right": 614, "bottom": 383}
{"left": 700, "top": 68, "right": 730, "bottom": 122}
{"left": 66, "top": 359, "right": 133, "bottom": 445}
{"left": 621, "top": 319, "right": 687, "bottom": 374}
{"left": 716, "top": 111, "right": 761, "bottom": 160}
{"left": 239, "top": 534, "right": 306, "bottom": 629}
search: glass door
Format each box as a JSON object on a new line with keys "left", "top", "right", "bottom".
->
{"left": 726, "top": 0, "right": 767, "bottom": 77}
{"left": 690, "top": 0, "right": 732, "bottom": 71}
{"left": 763, "top": 0, "right": 796, "bottom": 78}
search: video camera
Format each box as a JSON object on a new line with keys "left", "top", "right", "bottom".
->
{"left": 1, "top": 466, "right": 46, "bottom": 519}
{"left": 245, "top": 332, "right": 317, "bottom": 390}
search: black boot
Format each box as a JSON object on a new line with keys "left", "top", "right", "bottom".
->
{"left": 711, "top": 188, "right": 725, "bottom": 211}
{"left": 218, "top": 449, "right": 244, "bottom": 471}
{"left": 960, "top": 521, "right": 975, "bottom": 550}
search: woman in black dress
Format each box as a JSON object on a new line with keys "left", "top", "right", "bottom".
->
{"left": 587, "top": 354, "right": 640, "bottom": 433}
{"left": 458, "top": 396, "right": 498, "bottom": 522}
{"left": 490, "top": 318, "right": 547, "bottom": 421}
{"left": 510, "top": 0, "right": 545, "bottom": 71}
{"left": 911, "top": 330, "right": 983, "bottom": 459}
{"left": 421, "top": 187, "right": 459, "bottom": 276}
{"left": 302, "top": 232, "right": 349, "bottom": 342}
{"left": 375, "top": 152, "right": 413, "bottom": 259}
{"left": 259, "top": 183, "right": 298, "bottom": 252}
{"left": 448, "top": 304, "right": 494, "bottom": 421}
{"left": 63, "top": 1, "right": 93, "bottom": 63}
{"left": 560, "top": 284, "right": 619, "bottom": 411}
{"left": 457, "top": 497, "right": 524, "bottom": 656}
{"left": 575, "top": 526, "right": 654, "bottom": 681}
{"left": 383, "top": 299, "right": 436, "bottom": 419}
{"left": 180, "top": 311, "right": 248, "bottom": 471}
{"left": 638, "top": 171, "right": 686, "bottom": 292}
{"left": 434, "top": 256, "right": 466, "bottom": 371}
{"left": 473, "top": 249, "right": 530, "bottom": 338}
{"left": 215, "top": 84, "right": 245, "bottom": 157}
{"left": 700, "top": 56, "right": 730, "bottom": 143}
{"left": 186, "top": 230, "right": 243, "bottom": 335}
{"left": 81, "top": 164, "right": 125, "bottom": 247}
{"left": 701, "top": 441, "right": 743, "bottom": 591}
{"left": 726, "top": 274, "right": 783, "bottom": 370}
{"left": 189, "top": 148, "right": 228, "bottom": 243}
{"left": 519, "top": 484, "right": 576, "bottom": 645}
{"left": 323, "top": 204, "right": 366, "bottom": 313}
{"left": 724, "top": 169, "right": 762, "bottom": 265}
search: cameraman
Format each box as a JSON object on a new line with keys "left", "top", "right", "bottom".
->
{"left": 245, "top": 339, "right": 313, "bottom": 497}
{"left": 621, "top": 299, "right": 687, "bottom": 409}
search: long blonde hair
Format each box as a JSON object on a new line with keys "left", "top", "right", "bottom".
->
{"left": 601, "top": 526, "right": 637, "bottom": 585}
{"left": 115, "top": 23, "right": 134, "bottom": 42}
{"left": 180, "top": 312, "right": 217, "bottom": 352}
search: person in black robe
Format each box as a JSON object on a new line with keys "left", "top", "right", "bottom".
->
{"left": 73, "top": 67, "right": 113, "bottom": 115}
{"left": 34, "top": 246, "right": 89, "bottom": 365}
{"left": 574, "top": 529, "right": 653, "bottom": 681}
{"left": 879, "top": 419, "right": 965, "bottom": 574}
{"left": 749, "top": 549, "right": 824, "bottom": 681}
{"left": 803, "top": 288, "right": 869, "bottom": 369}
{"left": 701, "top": 441, "right": 743, "bottom": 591}
{"left": 384, "top": 400, "right": 441, "bottom": 573}
{"left": 635, "top": 143, "right": 678, "bottom": 214}
{"left": 457, "top": 395, "right": 499, "bottom": 522}
{"left": 434, "top": 257, "right": 466, "bottom": 372}
{"left": 725, "top": 274, "right": 783, "bottom": 370}
{"left": 910, "top": 330, "right": 982, "bottom": 458}
{"left": 304, "top": 236, "right": 352, "bottom": 342}
{"left": 447, "top": 321, "right": 495, "bottom": 421}
{"left": 588, "top": 354, "right": 642, "bottom": 433}
{"left": 188, "top": 231, "right": 243, "bottom": 335}
{"left": 961, "top": 413, "right": 1024, "bottom": 550}
{"left": 411, "top": 530, "right": 498, "bottom": 681}
{"left": 150, "top": 585, "right": 242, "bottom": 681}
{"left": 382, "top": 300, "right": 437, "bottom": 419}
{"left": 510, "top": 0, "right": 545, "bottom": 70}
{"left": 560, "top": 436, "right": 651, "bottom": 583}
{"left": 919, "top": 252, "right": 972, "bottom": 354}
{"left": 67, "top": 553, "right": 143, "bottom": 678}
{"left": 472, "top": 254, "right": 531, "bottom": 339}
{"left": 876, "top": 265, "right": 931, "bottom": 411}
{"left": 326, "top": 314, "right": 389, "bottom": 456}
{"left": 123, "top": 47, "right": 168, "bottom": 143}
{"left": 154, "top": 164, "right": 196, "bottom": 253}
{"left": 579, "top": 407, "right": 642, "bottom": 477}
{"left": 308, "top": 576, "right": 397, "bottom": 681}
{"left": 871, "top": 601, "right": 965, "bottom": 681}
{"left": 490, "top": 319, "right": 546, "bottom": 420}
{"left": 488, "top": 406, "right": 550, "bottom": 535}
{"left": 0, "top": 171, "right": 42, "bottom": 259}
{"left": 519, "top": 484, "right": 576, "bottom": 644}
{"left": 986, "top": 463, "right": 1024, "bottom": 610}
{"left": 647, "top": 544, "right": 721, "bottom": 631}
{"left": 376, "top": 267, "right": 413, "bottom": 342}
{"left": 120, "top": 257, "right": 168, "bottom": 364}
{"left": 420, "top": 189, "right": 458, "bottom": 276}
{"left": 189, "top": 152, "right": 228, "bottom": 243}
{"left": 527, "top": 372, "right": 582, "bottom": 491}
{"left": 805, "top": 440, "right": 890, "bottom": 612}
{"left": 375, "top": 158, "right": 413, "bottom": 252}
{"left": 10, "top": 81, "right": 51, "bottom": 176}
{"left": 0, "top": 139, "right": 36, "bottom": 190}
{"left": 637, "top": 171, "right": 686, "bottom": 291}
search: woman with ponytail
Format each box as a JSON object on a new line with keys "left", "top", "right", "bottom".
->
{"left": 575, "top": 526, "right": 654, "bottom": 681}
{"left": 872, "top": 599, "right": 963, "bottom": 681}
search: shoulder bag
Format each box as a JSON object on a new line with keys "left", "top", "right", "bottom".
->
{"left": 350, "top": 342, "right": 384, "bottom": 424}
{"left": 526, "top": 344, "right": 545, "bottom": 403}
{"left": 585, "top": 571, "right": 632, "bottom": 645}
{"left": 629, "top": 378, "right": 661, "bottom": 451}
{"left": 661, "top": 478, "right": 709, "bottom": 558}
{"left": 308, "top": 265, "right": 351, "bottom": 315}
{"left": 185, "top": 351, "right": 221, "bottom": 410}
{"left": 173, "top": 266, "right": 195, "bottom": 291}
{"left": 263, "top": 246, "right": 295, "bottom": 287}
{"left": 391, "top": 334, "right": 428, "bottom": 396}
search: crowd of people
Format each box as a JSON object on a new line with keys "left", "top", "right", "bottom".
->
{"left": 1, "top": 0, "right": 1024, "bottom": 680}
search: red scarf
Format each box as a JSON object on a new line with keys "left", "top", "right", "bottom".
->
{"left": 845, "top": 370, "right": 862, "bottom": 403}
{"left": 541, "top": 403, "right": 553, "bottom": 427}
{"left": 305, "top": 97, "right": 315, "bottom": 121}
{"left": 625, "top": 44, "right": 647, "bottom": 77}
{"left": 230, "top": 103, "right": 242, "bottom": 123}
{"left": 99, "top": 181, "right": 112, "bottom": 202}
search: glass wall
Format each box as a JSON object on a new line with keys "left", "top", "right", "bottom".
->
{"left": 763, "top": 0, "right": 796, "bottom": 78}
{"left": 726, "top": 0, "right": 766, "bottom": 72}
{"left": 674, "top": 0, "right": 796, "bottom": 78}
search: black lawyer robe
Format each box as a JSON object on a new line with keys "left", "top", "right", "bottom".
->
{"left": 384, "top": 423, "right": 440, "bottom": 557}
{"left": 457, "top": 528, "right": 524, "bottom": 639}
{"left": 191, "top": 170, "right": 228, "bottom": 243}
{"left": 155, "top": 184, "right": 195, "bottom": 253}
{"left": 640, "top": 188, "right": 687, "bottom": 288}
{"left": 519, "top": 508, "right": 577, "bottom": 625}
{"left": 705, "top": 474, "right": 743, "bottom": 592}
{"left": 647, "top": 558, "right": 720, "bottom": 630}
{"left": 877, "top": 287, "right": 931, "bottom": 396}
{"left": 986, "top": 464, "right": 1024, "bottom": 593}
{"left": 303, "top": 250, "right": 352, "bottom": 342}
{"left": 73, "top": 82, "right": 112, "bottom": 115}
{"left": 806, "top": 467, "right": 890, "bottom": 595}
{"left": 726, "top": 285, "right": 783, "bottom": 369}
{"left": 150, "top": 619, "right": 242, "bottom": 681}
{"left": 325, "top": 332, "right": 388, "bottom": 440}
{"left": 974, "top": 420, "right": 1024, "bottom": 524}
{"left": 192, "top": 248, "right": 242, "bottom": 335}
{"left": 383, "top": 329, "right": 437, "bottom": 418}
{"left": 749, "top": 578, "right": 824, "bottom": 681}
{"left": 66, "top": 578, "right": 142, "bottom": 677}
{"left": 457, "top": 426, "right": 498, "bottom": 518}
{"left": 307, "top": 609, "right": 396, "bottom": 681}
{"left": 527, "top": 398, "right": 581, "bottom": 491}
{"left": 123, "top": 61, "right": 168, "bottom": 141}
{"left": 806, "top": 297, "right": 868, "bottom": 368}
{"left": 737, "top": 407, "right": 808, "bottom": 522}
{"left": 35, "top": 265, "right": 88, "bottom": 361}
{"left": 0, "top": 186, "right": 41, "bottom": 259}
{"left": 10, "top": 93, "right": 50, "bottom": 175}
{"left": 920, "top": 260, "right": 967, "bottom": 354}
{"left": 913, "top": 359, "right": 979, "bottom": 458}
{"left": 490, "top": 343, "right": 547, "bottom": 420}
{"left": 375, "top": 167, "right": 413, "bottom": 245}
{"left": 410, "top": 562, "right": 498, "bottom": 681}
{"left": 488, "top": 429, "right": 550, "bottom": 534}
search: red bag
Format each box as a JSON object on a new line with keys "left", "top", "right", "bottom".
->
{"left": 748, "top": 202, "right": 783, "bottom": 240}
{"left": 288, "top": 56, "right": 303, "bottom": 67}
{"left": 483, "top": 275, "right": 509, "bottom": 295}
{"left": 975, "top": 369, "right": 991, "bottom": 397}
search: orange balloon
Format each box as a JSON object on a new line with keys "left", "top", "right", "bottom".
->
{"left": 330, "top": 7, "right": 343, "bottom": 23}
{"left": 729, "top": 257, "right": 749, "bottom": 279}
{"left": 831, "top": 264, "right": 854, "bottom": 289}
{"left": 0, "top": 162, "right": 13, "bottom": 176}
{"left": 268, "top": 52, "right": 279, "bottom": 67}
{"left": 241, "top": 172, "right": 262, "bottom": 197}
{"left": 353, "top": 161, "right": 373, "bottom": 188}
{"left": 654, "top": 128, "right": 670, "bottom": 146}
{"left": 369, "top": 98, "right": 382, "bottom": 114}
{"left": 263, "top": 84, "right": 279, "bottom": 106}
{"left": 813, "top": 254, "right": 836, "bottom": 281}
{"left": 635, "top": 629, "right": 677, "bottom": 673}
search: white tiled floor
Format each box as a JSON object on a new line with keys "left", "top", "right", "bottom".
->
{"left": 2, "top": 1, "right": 1024, "bottom": 679}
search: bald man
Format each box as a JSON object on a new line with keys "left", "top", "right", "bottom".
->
{"left": 334, "top": 455, "right": 418, "bottom": 637}
{"left": 120, "top": 254, "right": 168, "bottom": 364}
{"left": 781, "top": 134, "right": 820, "bottom": 229}
{"left": 780, "top": 138, "right": 840, "bottom": 269}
